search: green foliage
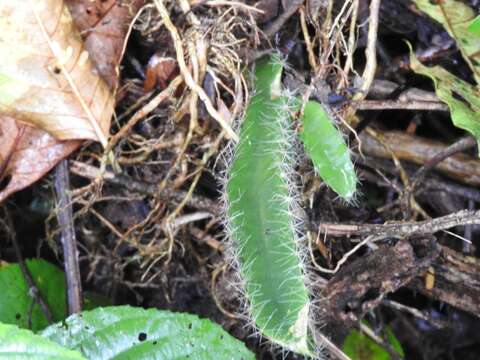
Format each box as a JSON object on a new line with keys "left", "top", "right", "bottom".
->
{"left": 299, "top": 100, "right": 357, "bottom": 200}
{"left": 0, "top": 306, "right": 252, "bottom": 359}
{"left": 0, "top": 322, "right": 85, "bottom": 360}
{"left": 226, "top": 55, "right": 312, "bottom": 355}
{"left": 410, "top": 0, "right": 480, "bottom": 147}
{"left": 41, "top": 306, "right": 254, "bottom": 360}
{"left": 412, "top": 0, "right": 480, "bottom": 83}
{"left": 409, "top": 52, "right": 480, "bottom": 145}
{"left": 0, "top": 259, "right": 67, "bottom": 332}
{"left": 342, "top": 327, "right": 404, "bottom": 360}
{"left": 0, "top": 259, "right": 110, "bottom": 333}
{"left": 468, "top": 15, "right": 480, "bottom": 36}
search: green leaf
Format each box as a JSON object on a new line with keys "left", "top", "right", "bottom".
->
{"left": 342, "top": 328, "right": 404, "bottom": 360}
{"left": 468, "top": 15, "right": 480, "bottom": 36}
{"left": 299, "top": 100, "right": 357, "bottom": 200}
{"left": 412, "top": 0, "right": 480, "bottom": 83}
{"left": 41, "top": 306, "right": 254, "bottom": 360}
{"left": 408, "top": 1, "right": 480, "bottom": 147}
{"left": 0, "top": 259, "right": 67, "bottom": 332}
{"left": 0, "top": 322, "right": 85, "bottom": 359}
{"left": 409, "top": 50, "right": 480, "bottom": 146}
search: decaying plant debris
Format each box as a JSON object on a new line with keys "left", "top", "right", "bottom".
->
{"left": 2, "top": 0, "right": 480, "bottom": 359}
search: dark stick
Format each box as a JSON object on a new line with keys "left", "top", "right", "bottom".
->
{"left": 55, "top": 160, "right": 82, "bottom": 314}
{"left": 404, "top": 136, "right": 477, "bottom": 212}
{"left": 349, "top": 83, "right": 408, "bottom": 143}
{"left": 352, "top": 99, "right": 448, "bottom": 112}
{"left": 264, "top": 0, "right": 303, "bottom": 37}
{"left": 412, "top": 136, "right": 477, "bottom": 187}
{"left": 2, "top": 208, "right": 54, "bottom": 323}
{"left": 424, "top": 178, "right": 480, "bottom": 203}
{"left": 359, "top": 131, "right": 480, "bottom": 187}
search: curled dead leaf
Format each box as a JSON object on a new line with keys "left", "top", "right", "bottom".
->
{"left": 0, "top": 116, "right": 80, "bottom": 203}
{"left": 143, "top": 53, "right": 178, "bottom": 92}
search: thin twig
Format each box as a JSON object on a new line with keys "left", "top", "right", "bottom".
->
{"left": 358, "top": 322, "right": 404, "bottom": 360}
{"left": 178, "top": 0, "right": 201, "bottom": 25}
{"left": 300, "top": 6, "right": 317, "bottom": 71}
{"left": 314, "top": 332, "right": 352, "bottom": 360}
{"left": 191, "top": 226, "right": 225, "bottom": 251}
{"left": 211, "top": 263, "right": 239, "bottom": 319}
{"left": 170, "top": 212, "right": 212, "bottom": 228}
{"left": 359, "top": 131, "right": 480, "bottom": 187}
{"left": 106, "top": 75, "right": 183, "bottom": 153}
{"left": 203, "top": 1, "right": 263, "bottom": 12}
{"left": 425, "top": 177, "right": 480, "bottom": 203}
{"left": 1, "top": 209, "right": 54, "bottom": 324}
{"left": 403, "top": 136, "right": 476, "bottom": 213}
{"left": 353, "top": 99, "right": 448, "bottom": 112}
{"left": 382, "top": 299, "right": 447, "bottom": 329}
{"left": 410, "top": 136, "right": 476, "bottom": 191}
{"left": 316, "top": 235, "right": 376, "bottom": 274}
{"left": 356, "top": 0, "right": 381, "bottom": 99}
{"left": 55, "top": 160, "right": 82, "bottom": 314}
{"left": 69, "top": 161, "right": 219, "bottom": 214}
{"left": 343, "top": 0, "right": 359, "bottom": 77}
{"left": 463, "top": 199, "right": 475, "bottom": 254}
{"left": 319, "top": 209, "right": 480, "bottom": 238}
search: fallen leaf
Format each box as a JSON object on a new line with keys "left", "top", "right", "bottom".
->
{"left": 0, "top": 0, "right": 145, "bottom": 202}
{"left": 0, "top": 0, "right": 115, "bottom": 142}
{"left": 66, "top": 0, "right": 145, "bottom": 90}
{"left": 0, "top": 117, "right": 80, "bottom": 203}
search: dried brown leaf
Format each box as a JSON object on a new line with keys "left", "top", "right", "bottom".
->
{"left": 0, "top": 0, "right": 144, "bottom": 202}
{"left": 0, "top": 116, "right": 80, "bottom": 203}
{"left": 66, "top": 0, "right": 145, "bottom": 89}
{"left": 0, "top": 0, "right": 115, "bottom": 142}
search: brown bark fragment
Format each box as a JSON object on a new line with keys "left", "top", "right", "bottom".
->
{"left": 409, "top": 246, "right": 480, "bottom": 317}
{"left": 322, "top": 237, "right": 440, "bottom": 327}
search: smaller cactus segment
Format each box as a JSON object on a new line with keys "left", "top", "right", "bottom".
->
{"left": 299, "top": 101, "right": 357, "bottom": 200}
